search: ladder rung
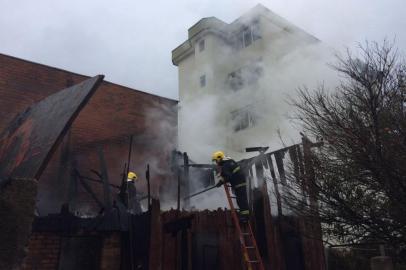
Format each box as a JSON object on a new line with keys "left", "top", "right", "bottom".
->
{"left": 225, "top": 184, "right": 263, "bottom": 268}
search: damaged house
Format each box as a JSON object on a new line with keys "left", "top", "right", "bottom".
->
{"left": 0, "top": 5, "right": 326, "bottom": 270}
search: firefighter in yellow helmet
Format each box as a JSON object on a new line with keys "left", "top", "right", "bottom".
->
{"left": 212, "top": 151, "right": 250, "bottom": 222}
{"left": 127, "top": 172, "right": 138, "bottom": 182}
{"left": 126, "top": 171, "right": 141, "bottom": 214}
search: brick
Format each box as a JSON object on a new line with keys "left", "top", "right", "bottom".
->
{"left": 0, "top": 54, "right": 176, "bottom": 270}
{"left": 0, "top": 53, "right": 177, "bottom": 214}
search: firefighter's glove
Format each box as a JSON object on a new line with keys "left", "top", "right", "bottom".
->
{"left": 216, "top": 180, "right": 224, "bottom": 188}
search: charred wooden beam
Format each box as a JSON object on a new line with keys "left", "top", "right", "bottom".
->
{"left": 98, "top": 147, "right": 112, "bottom": 213}
{"left": 274, "top": 150, "right": 287, "bottom": 186}
{"left": 67, "top": 156, "right": 78, "bottom": 207}
{"left": 77, "top": 174, "right": 120, "bottom": 189}
{"left": 255, "top": 159, "right": 265, "bottom": 187}
{"left": 182, "top": 152, "right": 190, "bottom": 209}
{"left": 75, "top": 171, "right": 105, "bottom": 211}
{"left": 180, "top": 164, "right": 215, "bottom": 169}
{"left": 267, "top": 154, "right": 283, "bottom": 217}
{"left": 146, "top": 164, "right": 151, "bottom": 212}
{"left": 246, "top": 146, "right": 269, "bottom": 153}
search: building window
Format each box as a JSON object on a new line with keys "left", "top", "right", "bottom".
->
{"left": 231, "top": 107, "right": 257, "bottom": 132}
{"left": 228, "top": 70, "right": 244, "bottom": 91}
{"left": 246, "top": 64, "right": 263, "bottom": 85}
{"left": 252, "top": 20, "right": 261, "bottom": 41}
{"left": 200, "top": 75, "right": 206, "bottom": 87}
{"left": 236, "top": 20, "right": 261, "bottom": 49}
{"left": 198, "top": 39, "right": 205, "bottom": 52}
{"left": 227, "top": 60, "right": 263, "bottom": 91}
{"left": 243, "top": 28, "right": 252, "bottom": 47}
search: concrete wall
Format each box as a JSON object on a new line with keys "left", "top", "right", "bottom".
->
{"left": 175, "top": 8, "right": 322, "bottom": 160}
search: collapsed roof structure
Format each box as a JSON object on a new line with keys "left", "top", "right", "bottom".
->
{"left": 0, "top": 53, "right": 178, "bottom": 215}
{"left": 0, "top": 4, "right": 327, "bottom": 267}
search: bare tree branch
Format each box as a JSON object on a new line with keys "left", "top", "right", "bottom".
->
{"left": 287, "top": 40, "right": 406, "bottom": 260}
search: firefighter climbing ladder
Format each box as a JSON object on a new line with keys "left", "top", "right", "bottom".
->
{"left": 224, "top": 184, "right": 266, "bottom": 270}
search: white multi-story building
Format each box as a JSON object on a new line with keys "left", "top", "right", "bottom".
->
{"left": 172, "top": 4, "right": 328, "bottom": 161}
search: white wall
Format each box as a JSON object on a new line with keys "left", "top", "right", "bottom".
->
{"left": 177, "top": 14, "right": 338, "bottom": 162}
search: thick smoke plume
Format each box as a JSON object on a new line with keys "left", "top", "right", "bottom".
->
{"left": 176, "top": 17, "right": 340, "bottom": 210}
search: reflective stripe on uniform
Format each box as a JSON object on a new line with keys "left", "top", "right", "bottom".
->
{"left": 240, "top": 210, "right": 250, "bottom": 215}
{"left": 232, "top": 166, "right": 240, "bottom": 174}
{"left": 234, "top": 182, "right": 246, "bottom": 189}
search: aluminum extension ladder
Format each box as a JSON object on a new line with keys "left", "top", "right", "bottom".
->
{"left": 224, "top": 184, "right": 266, "bottom": 270}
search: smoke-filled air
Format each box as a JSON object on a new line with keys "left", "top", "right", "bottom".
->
{"left": 176, "top": 11, "right": 340, "bottom": 210}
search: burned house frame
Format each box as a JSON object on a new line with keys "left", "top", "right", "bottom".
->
{"left": 0, "top": 54, "right": 325, "bottom": 270}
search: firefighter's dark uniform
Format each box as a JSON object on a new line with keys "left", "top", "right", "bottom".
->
{"left": 127, "top": 181, "right": 142, "bottom": 214}
{"left": 218, "top": 158, "right": 249, "bottom": 219}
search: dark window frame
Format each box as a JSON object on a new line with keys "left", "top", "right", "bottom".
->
{"left": 198, "top": 39, "right": 205, "bottom": 52}
{"left": 227, "top": 59, "right": 263, "bottom": 91}
{"left": 228, "top": 69, "right": 244, "bottom": 91}
{"left": 200, "top": 74, "right": 206, "bottom": 87}
{"left": 236, "top": 20, "right": 261, "bottom": 49}
{"left": 231, "top": 107, "right": 257, "bottom": 132}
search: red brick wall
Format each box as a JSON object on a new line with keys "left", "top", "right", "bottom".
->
{"left": 0, "top": 53, "right": 177, "bottom": 215}
{"left": 0, "top": 53, "right": 177, "bottom": 139}
{"left": 22, "top": 232, "right": 61, "bottom": 270}
{"left": 22, "top": 232, "right": 122, "bottom": 270}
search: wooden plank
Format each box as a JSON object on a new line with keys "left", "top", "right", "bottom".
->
{"left": 288, "top": 145, "right": 300, "bottom": 184}
{"left": 76, "top": 171, "right": 104, "bottom": 210}
{"left": 183, "top": 152, "right": 190, "bottom": 209}
{"left": 274, "top": 150, "right": 287, "bottom": 185}
{"left": 266, "top": 154, "right": 283, "bottom": 217}
{"left": 254, "top": 158, "right": 264, "bottom": 188}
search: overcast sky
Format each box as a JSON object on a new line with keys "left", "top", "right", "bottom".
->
{"left": 1, "top": 0, "right": 405, "bottom": 100}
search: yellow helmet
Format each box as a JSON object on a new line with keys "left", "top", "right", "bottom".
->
{"left": 211, "top": 151, "right": 225, "bottom": 162}
{"left": 127, "top": 171, "right": 138, "bottom": 182}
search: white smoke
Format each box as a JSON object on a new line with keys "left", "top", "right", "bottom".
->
{"left": 176, "top": 12, "right": 340, "bottom": 210}
{"left": 178, "top": 94, "right": 228, "bottom": 163}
